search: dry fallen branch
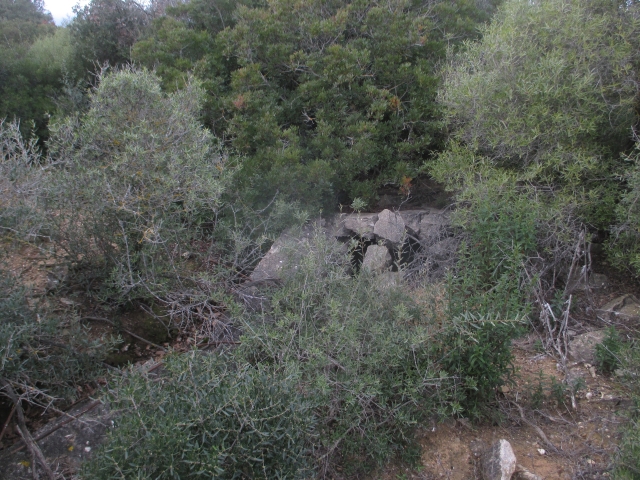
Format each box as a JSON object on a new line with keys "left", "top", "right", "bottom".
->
{"left": 0, "top": 380, "right": 54, "bottom": 480}
{"left": 510, "top": 400, "right": 558, "bottom": 453}
{"left": 0, "top": 399, "right": 103, "bottom": 460}
{"left": 80, "top": 316, "right": 166, "bottom": 351}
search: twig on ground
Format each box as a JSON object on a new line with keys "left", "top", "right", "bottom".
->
{"left": 0, "top": 380, "right": 55, "bottom": 480}
{"left": 81, "top": 316, "right": 166, "bottom": 351}
{"left": 0, "top": 403, "right": 16, "bottom": 445}
{"left": 0, "top": 399, "right": 103, "bottom": 459}
{"left": 510, "top": 400, "right": 558, "bottom": 453}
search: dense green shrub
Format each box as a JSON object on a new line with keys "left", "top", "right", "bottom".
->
{"left": 47, "top": 67, "right": 231, "bottom": 304}
{"left": 613, "top": 340, "right": 640, "bottom": 479}
{"left": 82, "top": 351, "right": 316, "bottom": 479}
{"left": 443, "top": 181, "right": 538, "bottom": 318}
{"left": 434, "top": 0, "right": 639, "bottom": 222}
{"left": 435, "top": 312, "right": 520, "bottom": 419}
{"left": 0, "top": 0, "right": 73, "bottom": 141}
{"left": 236, "top": 233, "right": 520, "bottom": 473}
{"left": 431, "top": 0, "right": 640, "bottom": 314}
{"left": 610, "top": 140, "right": 640, "bottom": 276}
{"left": 70, "top": 0, "right": 150, "bottom": 68}
{"left": 131, "top": 0, "right": 502, "bottom": 212}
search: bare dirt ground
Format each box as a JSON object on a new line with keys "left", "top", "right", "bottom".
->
{"left": 374, "top": 342, "right": 630, "bottom": 480}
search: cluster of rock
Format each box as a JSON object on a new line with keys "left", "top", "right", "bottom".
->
{"left": 250, "top": 207, "right": 452, "bottom": 283}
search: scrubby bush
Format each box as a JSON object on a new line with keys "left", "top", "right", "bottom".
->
{"left": 435, "top": 312, "right": 520, "bottom": 418}
{"left": 435, "top": 0, "right": 639, "bottom": 219}
{"left": 86, "top": 232, "right": 522, "bottom": 477}
{"left": 47, "top": 67, "right": 231, "bottom": 304}
{"left": 610, "top": 139, "right": 640, "bottom": 276}
{"left": 82, "top": 351, "right": 316, "bottom": 479}
{"left": 431, "top": 0, "right": 640, "bottom": 317}
{"left": 0, "top": 267, "right": 115, "bottom": 407}
{"left": 236, "top": 233, "right": 520, "bottom": 474}
{"left": 0, "top": 119, "right": 47, "bottom": 236}
{"left": 596, "top": 326, "right": 623, "bottom": 374}
{"left": 443, "top": 180, "right": 538, "bottom": 318}
{"left": 613, "top": 340, "right": 640, "bottom": 478}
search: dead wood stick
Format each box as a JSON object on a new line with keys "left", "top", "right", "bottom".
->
{"left": 81, "top": 316, "right": 166, "bottom": 351}
{"left": 0, "top": 399, "right": 103, "bottom": 458}
{"left": 0, "top": 404, "right": 16, "bottom": 445}
{"left": 0, "top": 380, "right": 54, "bottom": 480}
{"left": 511, "top": 401, "right": 558, "bottom": 453}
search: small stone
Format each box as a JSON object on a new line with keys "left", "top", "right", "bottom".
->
{"left": 84, "top": 446, "right": 91, "bottom": 453}
{"left": 480, "top": 439, "right": 517, "bottom": 480}
{"left": 586, "top": 392, "right": 593, "bottom": 399}
{"left": 513, "top": 465, "right": 543, "bottom": 480}
{"left": 537, "top": 449, "right": 546, "bottom": 455}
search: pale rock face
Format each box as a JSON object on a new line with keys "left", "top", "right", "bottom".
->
{"left": 598, "top": 294, "right": 640, "bottom": 320}
{"left": 568, "top": 330, "right": 606, "bottom": 364}
{"left": 362, "top": 245, "right": 392, "bottom": 274}
{"left": 343, "top": 213, "right": 378, "bottom": 239}
{"left": 373, "top": 209, "right": 406, "bottom": 245}
{"left": 481, "top": 439, "right": 517, "bottom": 480}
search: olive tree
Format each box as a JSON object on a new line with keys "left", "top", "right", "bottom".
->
{"left": 429, "top": 0, "right": 640, "bottom": 315}
{"left": 48, "top": 67, "right": 231, "bottom": 303}
{"left": 432, "top": 0, "right": 639, "bottom": 227}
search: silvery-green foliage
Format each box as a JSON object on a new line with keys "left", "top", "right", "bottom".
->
{"left": 47, "top": 67, "right": 231, "bottom": 302}
{"left": 0, "top": 267, "right": 116, "bottom": 405}
{"left": 433, "top": 0, "right": 640, "bottom": 225}
{"left": 0, "top": 119, "right": 47, "bottom": 237}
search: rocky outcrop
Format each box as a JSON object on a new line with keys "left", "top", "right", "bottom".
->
{"left": 568, "top": 330, "right": 606, "bottom": 364}
{"left": 598, "top": 294, "right": 640, "bottom": 321}
{"left": 374, "top": 209, "right": 407, "bottom": 245}
{"left": 250, "top": 208, "right": 451, "bottom": 283}
{"left": 331, "top": 208, "right": 449, "bottom": 245}
{"left": 250, "top": 220, "right": 348, "bottom": 282}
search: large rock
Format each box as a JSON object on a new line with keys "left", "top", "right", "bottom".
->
{"left": 480, "top": 439, "right": 517, "bottom": 480}
{"left": 250, "top": 222, "right": 347, "bottom": 282}
{"left": 569, "top": 330, "right": 606, "bottom": 364}
{"left": 598, "top": 294, "right": 640, "bottom": 321}
{"left": 362, "top": 245, "right": 392, "bottom": 274}
{"left": 399, "top": 208, "right": 449, "bottom": 242}
{"left": 343, "top": 213, "right": 378, "bottom": 239}
{"left": 374, "top": 209, "right": 406, "bottom": 245}
{"left": 332, "top": 208, "right": 450, "bottom": 244}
